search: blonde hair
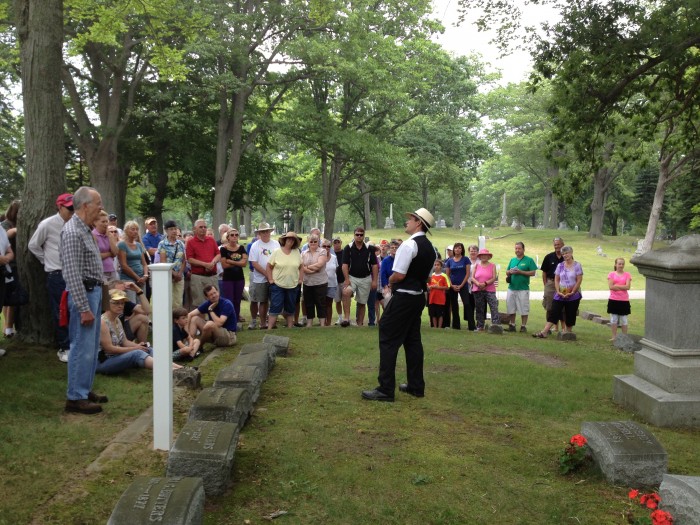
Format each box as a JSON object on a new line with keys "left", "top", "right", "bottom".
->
{"left": 122, "top": 220, "right": 142, "bottom": 242}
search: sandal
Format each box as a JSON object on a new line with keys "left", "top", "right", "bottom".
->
{"left": 532, "top": 332, "right": 547, "bottom": 339}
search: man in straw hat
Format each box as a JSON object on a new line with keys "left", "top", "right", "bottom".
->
{"left": 248, "top": 222, "right": 279, "bottom": 329}
{"left": 362, "top": 207, "right": 436, "bottom": 402}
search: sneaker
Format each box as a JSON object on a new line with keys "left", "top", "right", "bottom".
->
{"left": 57, "top": 349, "right": 70, "bottom": 363}
{"left": 340, "top": 319, "right": 350, "bottom": 327}
{"left": 474, "top": 327, "right": 483, "bottom": 332}
{"left": 299, "top": 316, "right": 307, "bottom": 325}
{"left": 335, "top": 317, "right": 342, "bottom": 326}
{"left": 248, "top": 319, "right": 258, "bottom": 330}
{"left": 508, "top": 324, "right": 516, "bottom": 332}
{"left": 349, "top": 319, "right": 358, "bottom": 326}
{"left": 520, "top": 326, "right": 527, "bottom": 333}
{"left": 0, "top": 348, "right": 6, "bottom": 357}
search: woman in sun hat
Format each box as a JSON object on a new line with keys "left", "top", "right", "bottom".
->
{"left": 266, "top": 231, "right": 303, "bottom": 329}
{"left": 470, "top": 247, "right": 500, "bottom": 331}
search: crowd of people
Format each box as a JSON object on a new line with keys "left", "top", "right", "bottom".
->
{"left": 0, "top": 189, "right": 635, "bottom": 410}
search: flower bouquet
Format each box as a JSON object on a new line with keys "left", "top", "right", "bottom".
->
{"left": 559, "top": 433, "right": 590, "bottom": 474}
{"left": 625, "top": 489, "right": 673, "bottom": 525}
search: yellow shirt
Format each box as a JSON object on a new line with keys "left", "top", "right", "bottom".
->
{"left": 268, "top": 249, "right": 302, "bottom": 289}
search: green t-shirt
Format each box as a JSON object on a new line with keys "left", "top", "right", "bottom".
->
{"left": 506, "top": 255, "right": 538, "bottom": 290}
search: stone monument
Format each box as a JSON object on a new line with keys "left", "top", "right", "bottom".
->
{"left": 384, "top": 204, "right": 395, "bottom": 229}
{"left": 614, "top": 235, "right": 700, "bottom": 427}
{"left": 581, "top": 421, "right": 667, "bottom": 487}
{"left": 659, "top": 474, "right": 700, "bottom": 524}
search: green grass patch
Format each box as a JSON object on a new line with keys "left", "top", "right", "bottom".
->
{"left": 2, "top": 298, "right": 697, "bottom": 525}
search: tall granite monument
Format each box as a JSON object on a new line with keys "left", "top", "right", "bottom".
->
{"left": 613, "top": 235, "right": 700, "bottom": 427}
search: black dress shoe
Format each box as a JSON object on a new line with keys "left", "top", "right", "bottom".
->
{"left": 361, "top": 389, "right": 394, "bottom": 402}
{"left": 65, "top": 399, "right": 103, "bottom": 414}
{"left": 88, "top": 391, "right": 109, "bottom": 403}
{"left": 398, "top": 384, "right": 424, "bottom": 398}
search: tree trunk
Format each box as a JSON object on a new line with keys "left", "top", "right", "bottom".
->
{"left": 452, "top": 190, "right": 461, "bottom": 229}
{"left": 373, "top": 196, "right": 383, "bottom": 229}
{"left": 322, "top": 151, "right": 343, "bottom": 239}
{"left": 543, "top": 190, "right": 551, "bottom": 228}
{"left": 358, "top": 178, "right": 371, "bottom": 231}
{"left": 16, "top": 0, "right": 66, "bottom": 344}
{"left": 588, "top": 165, "right": 608, "bottom": 238}
{"left": 550, "top": 194, "right": 559, "bottom": 229}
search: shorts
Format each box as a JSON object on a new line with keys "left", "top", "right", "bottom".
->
{"left": 269, "top": 284, "right": 297, "bottom": 316}
{"left": 428, "top": 303, "right": 445, "bottom": 318}
{"left": 248, "top": 281, "right": 270, "bottom": 303}
{"left": 347, "top": 275, "right": 371, "bottom": 305}
{"left": 326, "top": 286, "right": 337, "bottom": 299}
{"left": 214, "top": 327, "right": 237, "bottom": 347}
{"left": 334, "top": 284, "right": 343, "bottom": 302}
{"left": 542, "top": 279, "right": 555, "bottom": 311}
{"left": 506, "top": 289, "right": 531, "bottom": 315}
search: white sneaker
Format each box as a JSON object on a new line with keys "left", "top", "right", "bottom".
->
{"left": 57, "top": 349, "right": 69, "bottom": 363}
{"left": 299, "top": 316, "right": 307, "bottom": 325}
{"left": 0, "top": 348, "right": 6, "bottom": 357}
{"left": 349, "top": 319, "right": 358, "bottom": 326}
{"left": 248, "top": 319, "right": 258, "bottom": 330}
{"left": 335, "top": 317, "right": 342, "bottom": 326}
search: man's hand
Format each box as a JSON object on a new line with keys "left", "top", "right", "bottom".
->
{"left": 80, "top": 311, "right": 95, "bottom": 325}
{"left": 208, "top": 302, "right": 218, "bottom": 312}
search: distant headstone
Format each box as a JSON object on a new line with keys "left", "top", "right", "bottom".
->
{"left": 188, "top": 387, "right": 251, "bottom": 429}
{"left": 384, "top": 216, "right": 395, "bottom": 229}
{"left": 234, "top": 348, "right": 271, "bottom": 380}
{"left": 107, "top": 476, "right": 204, "bottom": 525}
{"left": 239, "top": 343, "right": 276, "bottom": 371}
{"left": 214, "top": 365, "right": 263, "bottom": 403}
{"left": 478, "top": 236, "right": 486, "bottom": 250}
{"left": 592, "top": 317, "right": 610, "bottom": 325}
{"left": 580, "top": 311, "right": 600, "bottom": 321}
{"left": 659, "top": 474, "right": 700, "bottom": 525}
{"left": 239, "top": 225, "right": 247, "bottom": 240}
{"left": 613, "top": 333, "right": 643, "bottom": 353}
{"left": 437, "top": 219, "right": 446, "bottom": 229}
{"left": 262, "top": 334, "right": 290, "bottom": 356}
{"left": 166, "top": 421, "right": 239, "bottom": 497}
{"left": 581, "top": 421, "right": 667, "bottom": 487}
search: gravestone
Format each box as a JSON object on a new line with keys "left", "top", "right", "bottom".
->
{"left": 581, "top": 421, "right": 667, "bottom": 487}
{"left": 615, "top": 235, "right": 700, "bottom": 427}
{"left": 173, "top": 367, "right": 201, "bottom": 389}
{"left": 107, "top": 476, "right": 204, "bottom": 525}
{"left": 580, "top": 311, "right": 600, "bottom": 321}
{"left": 487, "top": 324, "right": 503, "bottom": 335}
{"left": 188, "top": 387, "right": 251, "bottom": 429}
{"left": 262, "top": 334, "right": 290, "bottom": 356}
{"left": 613, "top": 333, "right": 643, "bottom": 353}
{"left": 166, "top": 421, "right": 239, "bottom": 497}
{"left": 383, "top": 216, "right": 395, "bottom": 229}
{"left": 234, "top": 349, "right": 270, "bottom": 380}
{"left": 214, "top": 365, "right": 263, "bottom": 403}
{"left": 558, "top": 332, "right": 577, "bottom": 341}
{"left": 659, "top": 474, "right": 700, "bottom": 525}
{"left": 239, "top": 343, "right": 276, "bottom": 371}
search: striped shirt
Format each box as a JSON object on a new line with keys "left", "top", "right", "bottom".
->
{"left": 61, "top": 214, "right": 103, "bottom": 312}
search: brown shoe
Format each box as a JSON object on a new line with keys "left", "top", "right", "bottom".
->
{"left": 88, "top": 391, "right": 109, "bottom": 403}
{"left": 65, "top": 399, "right": 103, "bottom": 414}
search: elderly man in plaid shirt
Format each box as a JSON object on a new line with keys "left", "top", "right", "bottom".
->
{"left": 61, "top": 186, "right": 109, "bottom": 415}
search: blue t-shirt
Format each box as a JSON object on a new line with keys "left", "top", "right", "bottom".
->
{"left": 197, "top": 297, "right": 238, "bottom": 332}
{"left": 142, "top": 232, "right": 163, "bottom": 262}
{"left": 246, "top": 239, "right": 258, "bottom": 271}
{"left": 118, "top": 241, "right": 146, "bottom": 281}
{"left": 380, "top": 255, "right": 394, "bottom": 288}
{"left": 444, "top": 256, "right": 471, "bottom": 287}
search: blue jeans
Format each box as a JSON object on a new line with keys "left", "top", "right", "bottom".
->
{"left": 47, "top": 271, "right": 70, "bottom": 350}
{"left": 269, "top": 284, "right": 296, "bottom": 316}
{"left": 66, "top": 287, "right": 102, "bottom": 401}
{"left": 97, "top": 348, "right": 152, "bottom": 375}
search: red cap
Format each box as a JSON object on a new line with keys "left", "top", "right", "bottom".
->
{"left": 56, "top": 193, "right": 73, "bottom": 208}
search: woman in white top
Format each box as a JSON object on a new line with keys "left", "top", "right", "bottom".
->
{"left": 301, "top": 233, "right": 329, "bottom": 327}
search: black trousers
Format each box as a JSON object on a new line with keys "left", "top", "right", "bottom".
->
{"left": 447, "top": 287, "right": 473, "bottom": 330}
{"left": 377, "top": 292, "right": 426, "bottom": 396}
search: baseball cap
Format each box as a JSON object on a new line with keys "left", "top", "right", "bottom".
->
{"left": 164, "top": 220, "right": 178, "bottom": 229}
{"left": 108, "top": 213, "right": 117, "bottom": 221}
{"left": 56, "top": 193, "right": 73, "bottom": 208}
{"left": 145, "top": 217, "right": 157, "bottom": 224}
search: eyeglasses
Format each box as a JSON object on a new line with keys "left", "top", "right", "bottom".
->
{"left": 355, "top": 233, "right": 364, "bottom": 236}
{"left": 322, "top": 245, "right": 331, "bottom": 248}
{"left": 229, "top": 233, "right": 239, "bottom": 237}
{"left": 309, "top": 240, "right": 318, "bottom": 243}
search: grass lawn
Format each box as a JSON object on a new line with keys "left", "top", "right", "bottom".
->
{"left": 2, "top": 296, "right": 699, "bottom": 525}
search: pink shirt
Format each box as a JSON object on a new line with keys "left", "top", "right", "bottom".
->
{"left": 608, "top": 271, "right": 631, "bottom": 301}
{"left": 472, "top": 262, "right": 497, "bottom": 293}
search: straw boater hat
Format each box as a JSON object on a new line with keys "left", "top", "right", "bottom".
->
{"left": 477, "top": 248, "right": 493, "bottom": 260}
{"left": 109, "top": 289, "right": 128, "bottom": 302}
{"left": 404, "top": 208, "right": 435, "bottom": 232}
{"left": 255, "top": 222, "right": 274, "bottom": 233}
{"left": 278, "top": 231, "right": 302, "bottom": 248}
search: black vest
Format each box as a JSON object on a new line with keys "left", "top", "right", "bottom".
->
{"left": 394, "top": 234, "right": 436, "bottom": 293}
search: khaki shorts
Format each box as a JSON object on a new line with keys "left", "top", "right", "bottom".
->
{"left": 249, "top": 281, "right": 270, "bottom": 303}
{"left": 506, "top": 289, "right": 531, "bottom": 315}
{"left": 347, "top": 275, "right": 371, "bottom": 305}
{"left": 214, "top": 327, "right": 237, "bottom": 347}
{"left": 542, "top": 279, "right": 555, "bottom": 311}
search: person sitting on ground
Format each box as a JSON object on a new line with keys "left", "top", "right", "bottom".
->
{"left": 97, "top": 289, "right": 183, "bottom": 374}
{"left": 428, "top": 259, "right": 449, "bottom": 328}
{"left": 187, "top": 284, "right": 238, "bottom": 347}
{"left": 172, "top": 307, "right": 202, "bottom": 361}
{"left": 109, "top": 280, "right": 150, "bottom": 342}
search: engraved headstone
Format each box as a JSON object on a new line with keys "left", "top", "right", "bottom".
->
{"left": 239, "top": 224, "right": 247, "bottom": 240}
{"left": 262, "top": 334, "right": 290, "bottom": 356}
{"left": 107, "top": 476, "right": 204, "bottom": 525}
{"left": 580, "top": 311, "right": 600, "bottom": 321}
{"left": 214, "top": 365, "right": 263, "bottom": 403}
{"left": 234, "top": 348, "right": 270, "bottom": 380}
{"left": 188, "top": 387, "right": 251, "bottom": 429}
{"left": 166, "top": 421, "right": 239, "bottom": 497}
{"left": 659, "top": 474, "right": 700, "bottom": 525}
{"left": 384, "top": 216, "right": 395, "bottom": 229}
{"left": 239, "top": 343, "right": 276, "bottom": 371}
{"left": 173, "top": 367, "right": 201, "bottom": 389}
{"left": 581, "top": 421, "right": 667, "bottom": 487}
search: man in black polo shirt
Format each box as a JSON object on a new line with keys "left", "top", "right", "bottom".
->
{"left": 362, "top": 208, "right": 436, "bottom": 402}
{"left": 540, "top": 237, "right": 565, "bottom": 332}
{"left": 340, "top": 227, "right": 378, "bottom": 326}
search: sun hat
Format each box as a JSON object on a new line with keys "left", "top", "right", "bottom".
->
{"left": 255, "top": 222, "right": 274, "bottom": 233}
{"left": 109, "top": 289, "right": 128, "bottom": 302}
{"left": 278, "top": 231, "right": 302, "bottom": 248}
{"left": 404, "top": 207, "right": 435, "bottom": 231}
{"left": 56, "top": 193, "right": 73, "bottom": 208}
{"left": 477, "top": 248, "right": 493, "bottom": 259}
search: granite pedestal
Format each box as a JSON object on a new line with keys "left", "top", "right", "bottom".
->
{"left": 188, "top": 387, "right": 251, "bottom": 429}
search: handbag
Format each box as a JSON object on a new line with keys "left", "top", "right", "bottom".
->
{"left": 3, "top": 274, "right": 29, "bottom": 306}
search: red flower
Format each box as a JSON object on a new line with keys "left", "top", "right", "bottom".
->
{"left": 651, "top": 509, "right": 673, "bottom": 525}
{"left": 570, "top": 434, "right": 587, "bottom": 447}
{"left": 640, "top": 493, "right": 661, "bottom": 509}
{"left": 628, "top": 489, "right": 640, "bottom": 499}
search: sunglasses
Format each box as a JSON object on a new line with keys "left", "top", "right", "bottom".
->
{"left": 354, "top": 233, "right": 364, "bottom": 236}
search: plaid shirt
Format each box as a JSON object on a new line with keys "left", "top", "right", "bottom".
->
{"left": 61, "top": 214, "right": 103, "bottom": 312}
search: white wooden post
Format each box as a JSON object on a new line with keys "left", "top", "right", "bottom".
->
{"left": 150, "top": 263, "right": 173, "bottom": 450}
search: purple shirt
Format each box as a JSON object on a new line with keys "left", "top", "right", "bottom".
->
{"left": 93, "top": 229, "right": 115, "bottom": 273}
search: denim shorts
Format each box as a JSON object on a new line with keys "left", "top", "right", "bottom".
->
{"left": 269, "top": 284, "right": 297, "bottom": 316}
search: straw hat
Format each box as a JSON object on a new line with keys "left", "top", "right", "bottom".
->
{"left": 405, "top": 208, "right": 435, "bottom": 231}
{"left": 255, "top": 222, "right": 274, "bottom": 233}
{"left": 279, "top": 231, "right": 302, "bottom": 248}
{"left": 477, "top": 248, "right": 493, "bottom": 259}
{"left": 109, "top": 289, "right": 128, "bottom": 302}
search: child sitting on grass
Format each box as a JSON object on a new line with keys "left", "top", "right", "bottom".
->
{"left": 173, "top": 307, "right": 202, "bottom": 361}
{"left": 428, "top": 259, "right": 449, "bottom": 328}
